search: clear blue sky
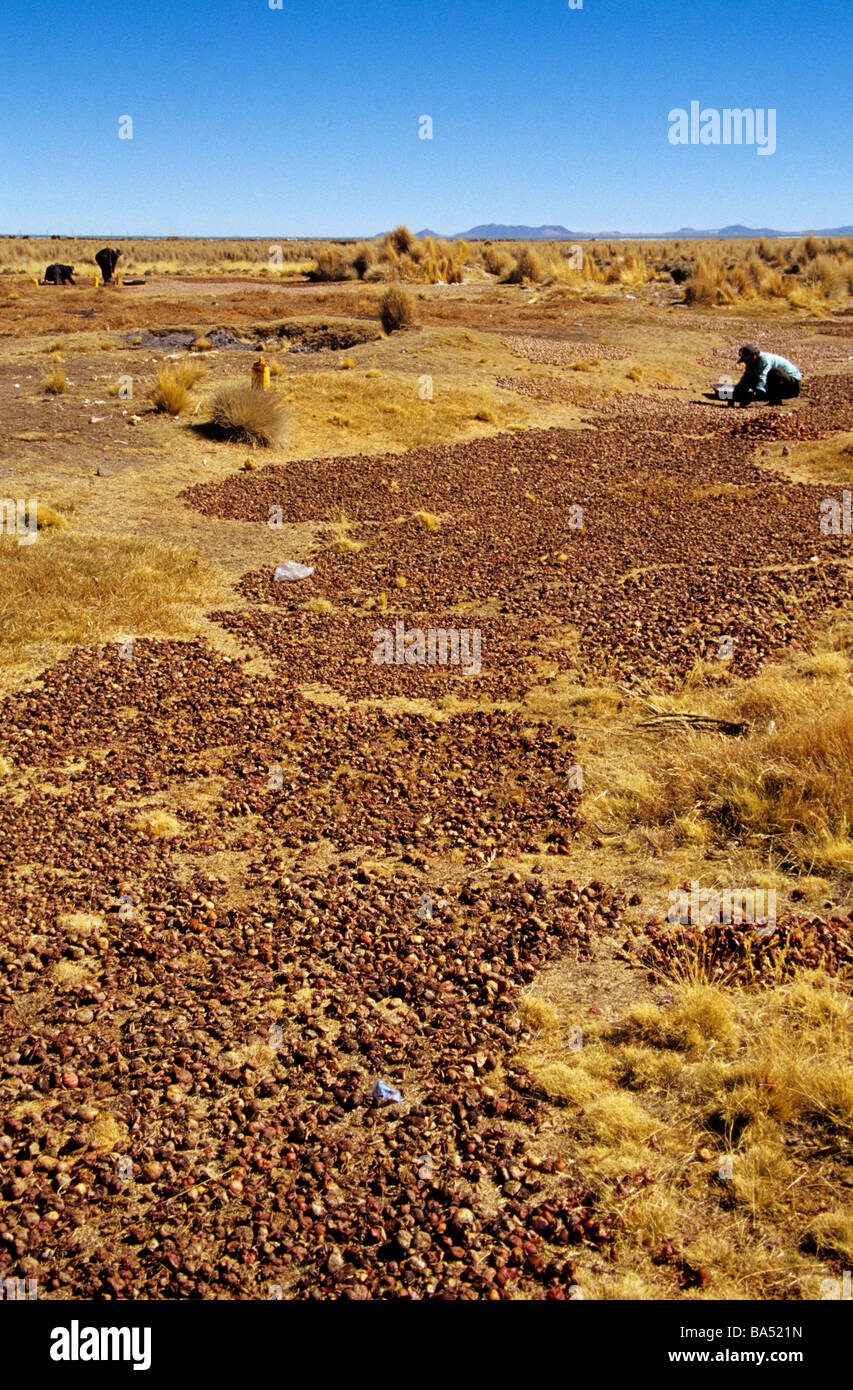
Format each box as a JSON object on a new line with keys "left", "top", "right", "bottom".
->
{"left": 0, "top": 0, "right": 849, "bottom": 236}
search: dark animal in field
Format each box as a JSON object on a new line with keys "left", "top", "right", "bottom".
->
{"left": 95, "top": 247, "right": 121, "bottom": 283}
{"left": 42, "top": 264, "right": 75, "bottom": 285}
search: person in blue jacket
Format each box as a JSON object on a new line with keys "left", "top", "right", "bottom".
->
{"left": 731, "top": 343, "right": 802, "bottom": 406}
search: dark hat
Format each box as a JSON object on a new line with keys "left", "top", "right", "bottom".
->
{"left": 738, "top": 343, "right": 759, "bottom": 362}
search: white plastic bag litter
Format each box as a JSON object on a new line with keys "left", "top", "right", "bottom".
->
{"left": 273, "top": 562, "right": 314, "bottom": 582}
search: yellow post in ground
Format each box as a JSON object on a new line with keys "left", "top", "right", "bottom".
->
{"left": 251, "top": 355, "right": 270, "bottom": 390}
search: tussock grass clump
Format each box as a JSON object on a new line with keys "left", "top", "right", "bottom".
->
{"left": 307, "top": 245, "right": 357, "bottom": 283}
{"left": 133, "top": 810, "right": 182, "bottom": 839}
{"left": 518, "top": 993, "right": 560, "bottom": 1031}
{"left": 602, "top": 250, "right": 650, "bottom": 287}
{"left": 684, "top": 254, "right": 722, "bottom": 305}
{"left": 409, "top": 236, "right": 468, "bottom": 285}
{"left": 351, "top": 242, "right": 377, "bottom": 279}
{"left": 802, "top": 253, "right": 847, "bottom": 301}
{"left": 35, "top": 504, "right": 68, "bottom": 532}
{"left": 363, "top": 263, "right": 395, "bottom": 283}
{"left": 504, "top": 245, "right": 544, "bottom": 284}
{"left": 150, "top": 371, "right": 188, "bottom": 415}
{"left": 380, "top": 285, "right": 416, "bottom": 333}
{"left": 532, "top": 1061, "right": 600, "bottom": 1107}
{"left": 209, "top": 383, "right": 287, "bottom": 447}
{"left": 175, "top": 361, "right": 205, "bottom": 388}
{"left": 43, "top": 368, "right": 68, "bottom": 394}
{"left": 618, "top": 250, "right": 650, "bottom": 286}
{"left": 385, "top": 225, "right": 417, "bottom": 257}
{"left": 806, "top": 1208, "right": 853, "bottom": 1262}
{"left": 327, "top": 512, "right": 366, "bottom": 555}
{"left": 482, "top": 245, "right": 513, "bottom": 277}
{"left": 626, "top": 986, "right": 740, "bottom": 1055}
{"left": 149, "top": 361, "right": 204, "bottom": 414}
{"left": 473, "top": 388, "right": 497, "bottom": 422}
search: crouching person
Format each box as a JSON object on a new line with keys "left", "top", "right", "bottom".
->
{"left": 732, "top": 343, "right": 802, "bottom": 406}
{"left": 42, "top": 263, "right": 75, "bottom": 285}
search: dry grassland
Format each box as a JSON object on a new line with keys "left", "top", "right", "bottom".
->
{"left": 1, "top": 233, "right": 851, "bottom": 1302}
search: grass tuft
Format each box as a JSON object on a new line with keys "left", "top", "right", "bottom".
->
{"left": 133, "top": 810, "right": 182, "bottom": 839}
{"left": 209, "top": 383, "right": 287, "bottom": 447}
{"left": 36, "top": 504, "right": 68, "bottom": 531}
{"left": 43, "top": 368, "right": 68, "bottom": 394}
{"left": 380, "top": 286, "right": 416, "bottom": 333}
{"left": 150, "top": 365, "right": 192, "bottom": 414}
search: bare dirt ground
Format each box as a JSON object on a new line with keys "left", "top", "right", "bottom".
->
{"left": 1, "top": 267, "right": 851, "bottom": 1301}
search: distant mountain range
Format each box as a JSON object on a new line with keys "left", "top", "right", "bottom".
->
{"left": 414, "top": 222, "right": 853, "bottom": 242}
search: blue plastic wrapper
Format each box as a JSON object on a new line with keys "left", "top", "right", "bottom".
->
{"left": 373, "top": 1079, "right": 403, "bottom": 1103}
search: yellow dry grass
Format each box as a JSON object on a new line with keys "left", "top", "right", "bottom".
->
{"left": 149, "top": 360, "right": 206, "bottom": 414}
{"left": 519, "top": 969, "right": 853, "bottom": 1299}
{"left": 43, "top": 367, "right": 68, "bottom": 394}
{"left": 0, "top": 237, "right": 319, "bottom": 281}
{"left": 380, "top": 285, "right": 416, "bottom": 333}
{"left": 88, "top": 1112, "right": 129, "bottom": 1153}
{"left": 57, "top": 911, "right": 107, "bottom": 935}
{"left": 762, "top": 432, "right": 853, "bottom": 487}
{"left": 0, "top": 531, "right": 223, "bottom": 665}
{"left": 133, "top": 810, "right": 183, "bottom": 839}
{"left": 1, "top": 231, "right": 851, "bottom": 1306}
{"left": 35, "top": 503, "right": 68, "bottom": 531}
{"left": 3, "top": 231, "right": 851, "bottom": 304}
{"left": 54, "top": 959, "right": 99, "bottom": 985}
{"left": 209, "top": 381, "right": 288, "bottom": 447}
{"left": 274, "top": 369, "right": 529, "bottom": 454}
{"left": 561, "top": 644, "right": 853, "bottom": 877}
{"left": 150, "top": 369, "right": 187, "bottom": 415}
{"left": 806, "top": 1209, "right": 853, "bottom": 1263}
{"left": 682, "top": 236, "right": 853, "bottom": 307}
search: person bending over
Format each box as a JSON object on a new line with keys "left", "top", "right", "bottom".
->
{"left": 95, "top": 247, "right": 122, "bottom": 283}
{"left": 731, "top": 343, "right": 802, "bottom": 406}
